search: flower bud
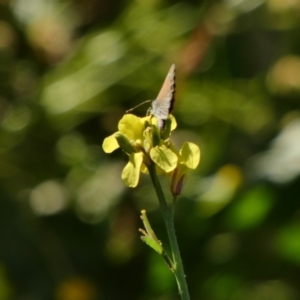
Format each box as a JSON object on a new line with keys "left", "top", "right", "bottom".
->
{"left": 114, "top": 132, "right": 135, "bottom": 154}
{"left": 151, "top": 124, "right": 161, "bottom": 147}
{"left": 170, "top": 167, "right": 185, "bottom": 196}
{"left": 143, "top": 126, "right": 153, "bottom": 153}
{"left": 160, "top": 118, "right": 172, "bottom": 140}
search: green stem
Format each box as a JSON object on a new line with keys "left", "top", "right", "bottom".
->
{"left": 147, "top": 163, "right": 190, "bottom": 300}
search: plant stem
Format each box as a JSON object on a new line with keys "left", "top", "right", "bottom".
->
{"left": 147, "top": 163, "right": 190, "bottom": 300}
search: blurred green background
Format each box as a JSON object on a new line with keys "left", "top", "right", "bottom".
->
{"left": 1, "top": 0, "right": 300, "bottom": 299}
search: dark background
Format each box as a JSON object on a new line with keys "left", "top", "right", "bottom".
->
{"left": 1, "top": 0, "right": 300, "bottom": 299}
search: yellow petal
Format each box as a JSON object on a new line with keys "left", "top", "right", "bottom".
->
{"left": 102, "top": 134, "right": 119, "bottom": 153}
{"left": 118, "top": 114, "right": 145, "bottom": 141}
{"left": 180, "top": 142, "right": 200, "bottom": 169}
{"left": 169, "top": 114, "right": 177, "bottom": 131}
{"left": 121, "top": 152, "right": 143, "bottom": 187}
{"left": 150, "top": 145, "right": 178, "bottom": 173}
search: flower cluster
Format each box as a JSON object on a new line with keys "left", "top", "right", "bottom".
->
{"left": 102, "top": 114, "right": 200, "bottom": 195}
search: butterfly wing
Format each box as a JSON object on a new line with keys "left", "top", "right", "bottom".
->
{"left": 151, "top": 64, "right": 176, "bottom": 129}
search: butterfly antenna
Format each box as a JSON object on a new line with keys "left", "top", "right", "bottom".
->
{"left": 126, "top": 100, "right": 152, "bottom": 113}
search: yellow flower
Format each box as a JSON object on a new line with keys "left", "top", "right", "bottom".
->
{"left": 102, "top": 114, "right": 147, "bottom": 154}
{"left": 102, "top": 114, "right": 178, "bottom": 187}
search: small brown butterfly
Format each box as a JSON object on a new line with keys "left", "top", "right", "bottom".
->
{"left": 150, "top": 64, "right": 176, "bottom": 130}
{"left": 126, "top": 64, "right": 176, "bottom": 129}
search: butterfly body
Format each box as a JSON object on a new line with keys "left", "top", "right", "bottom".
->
{"left": 150, "top": 64, "right": 176, "bottom": 130}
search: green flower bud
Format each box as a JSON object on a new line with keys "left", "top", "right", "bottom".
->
{"left": 114, "top": 132, "right": 135, "bottom": 154}
{"left": 160, "top": 118, "right": 172, "bottom": 140}
{"left": 143, "top": 127, "right": 153, "bottom": 153}
{"left": 151, "top": 124, "right": 161, "bottom": 147}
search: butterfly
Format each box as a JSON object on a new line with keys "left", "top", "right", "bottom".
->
{"left": 149, "top": 64, "right": 176, "bottom": 130}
